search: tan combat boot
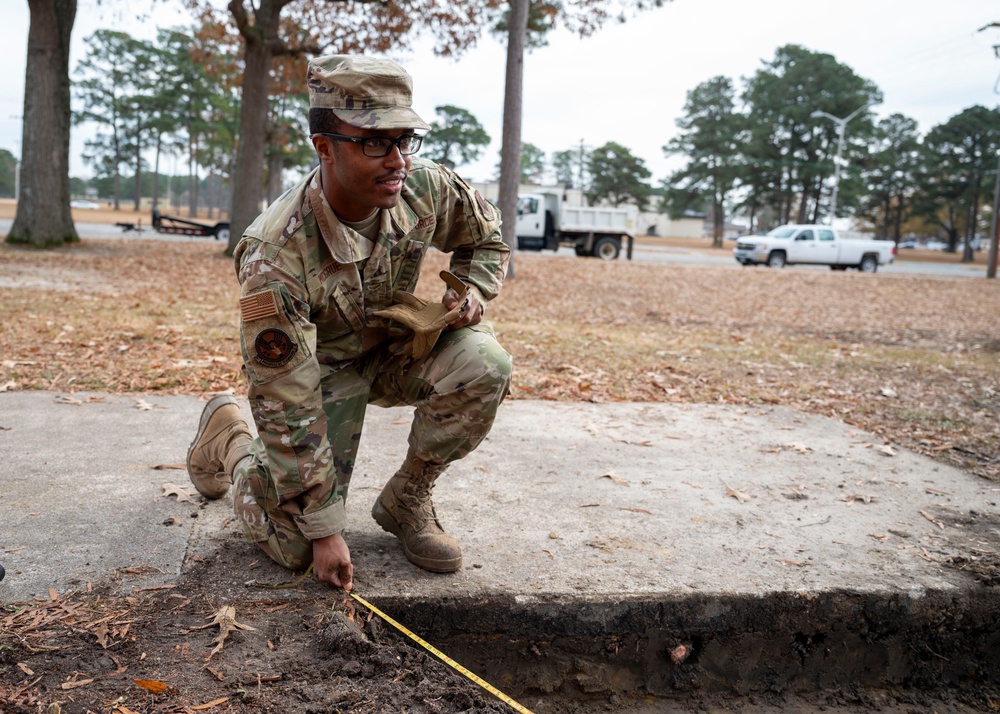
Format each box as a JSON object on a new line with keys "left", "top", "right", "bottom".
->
{"left": 371, "top": 460, "right": 462, "bottom": 573}
{"left": 186, "top": 395, "right": 252, "bottom": 499}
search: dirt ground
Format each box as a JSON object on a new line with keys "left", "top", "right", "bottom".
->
{"left": 3, "top": 534, "right": 998, "bottom": 714}
{"left": 1, "top": 230, "right": 999, "bottom": 712}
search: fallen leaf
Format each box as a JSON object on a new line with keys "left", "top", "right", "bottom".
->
{"left": 61, "top": 678, "right": 94, "bottom": 690}
{"left": 0, "top": 381, "right": 16, "bottom": 392}
{"left": 725, "top": 485, "right": 749, "bottom": 503}
{"left": 151, "top": 464, "right": 186, "bottom": 470}
{"left": 190, "top": 605, "right": 257, "bottom": 659}
{"left": 94, "top": 622, "right": 109, "bottom": 648}
{"left": 161, "top": 483, "right": 196, "bottom": 504}
{"left": 579, "top": 503, "right": 601, "bottom": 508}
{"left": 878, "top": 445, "right": 897, "bottom": 457}
{"left": 205, "top": 666, "right": 225, "bottom": 682}
{"left": 924, "top": 487, "right": 953, "bottom": 496}
{"left": 840, "top": 493, "right": 876, "bottom": 505}
{"left": 620, "top": 507, "right": 654, "bottom": 515}
{"left": 55, "top": 395, "right": 82, "bottom": 406}
{"left": 786, "top": 442, "right": 813, "bottom": 454}
{"left": 134, "top": 399, "right": 154, "bottom": 411}
{"left": 115, "top": 706, "right": 142, "bottom": 714}
{"left": 17, "top": 662, "right": 34, "bottom": 676}
{"left": 599, "top": 472, "right": 629, "bottom": 487}
{"left": 778, "top": 559, "right": 811, "bottom": 567}
{"left": 867, "top": 534, "right": 889, "bottom": 541}
{"left": 880, "top": 387, "right": 898, "bottom": 398}
{"left": 919, "top": 510, "right": 946, "bottom": 529}
{"left": 191, "top": 698, "right": 230, "bottom": 710}
{"left": 133, "top": 679, "right": 169, "bottom": 694}
{"left": 612, "top": 437, "right": 653, "bottom": 447}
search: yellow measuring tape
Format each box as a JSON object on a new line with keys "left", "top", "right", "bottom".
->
{"left": 349, "top": 591, "right": 534, "bottom": 714}
{"left": 252, "top": 566, "right": 533, "bottom": 712}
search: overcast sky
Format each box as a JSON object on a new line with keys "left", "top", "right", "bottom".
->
{"left": 2, "top": 0, "right": 998, "bottom": 186}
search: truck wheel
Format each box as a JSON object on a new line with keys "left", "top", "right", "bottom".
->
{"left": 593, "top": 237, "right": 620, "bottom": 261}
{"left": 767, "top": 251, "right": 786, "bottom": 268}
{"left": 859, "top": 255, "right": 878, "bottom": 273}
{"left": 215, "top": 226, "right": 231, "bottom": 243}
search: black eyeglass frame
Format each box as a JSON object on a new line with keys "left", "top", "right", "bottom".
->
{"left": 311, "top": 132, "right": 423, "bottom": 158}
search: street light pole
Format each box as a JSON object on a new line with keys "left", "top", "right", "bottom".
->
{"left": 811, "top": 103, "right": 874, "bottom": 225}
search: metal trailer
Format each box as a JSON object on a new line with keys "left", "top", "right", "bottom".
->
{"left": 151, "top": 209, "right": 231, "bottom": 242}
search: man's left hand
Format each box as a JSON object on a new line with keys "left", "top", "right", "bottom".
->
{"left": 443, "top": 287, "right": 481, "bottom": 329}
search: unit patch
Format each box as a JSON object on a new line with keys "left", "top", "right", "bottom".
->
{"left": 254, "top": 329, "right": 299, "bottom": 367}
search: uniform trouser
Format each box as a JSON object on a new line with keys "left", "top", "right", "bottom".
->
{"left": 231, "top": 323, "right": 512, "bottom": 571}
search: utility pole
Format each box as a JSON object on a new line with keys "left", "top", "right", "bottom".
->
{"left": 988, "top": 152, "right": 999, "bottom": 279}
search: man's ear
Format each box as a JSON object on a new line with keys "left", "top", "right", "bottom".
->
{"left": 312, "top": 136, "right": 335, "bottom": 164}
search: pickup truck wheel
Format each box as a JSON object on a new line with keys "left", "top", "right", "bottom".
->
{"left": 593, "top": 237, "right": 620, "bottom": 261}
{"left": 859, "top": 255, "right": 878, "bottom": 273}
{"left": 767, "top": 251, "right": 786, "bottom": 268}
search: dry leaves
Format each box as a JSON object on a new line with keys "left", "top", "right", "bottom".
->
{"left": 599, "top": 471, "right": 629, "bottom": 487}
{"left": 190, "top": 605, "right": 257, "bottom": 659}
{"left": 725, "top": 484, "right": 750, "bottom": 503}
{"left": 1, "top": 240, "right": 998, "bottom": 481}
{"left": 161, "top": 483, "right": 196, "bottom": 504}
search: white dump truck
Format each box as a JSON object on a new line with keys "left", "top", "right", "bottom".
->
{"left": 515, "top": 192, "right": 637, "bottom": 260}
{"left": 733, "top": 224, "right": 896, "bottom": 272}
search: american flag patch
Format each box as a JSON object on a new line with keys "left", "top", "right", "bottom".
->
{"left": 240, "top": 290, "right": 278, "bottom": 322}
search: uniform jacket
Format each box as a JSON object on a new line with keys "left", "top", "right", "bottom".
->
{"left": 232, "top": 158, "right": 509, "bottom": 539}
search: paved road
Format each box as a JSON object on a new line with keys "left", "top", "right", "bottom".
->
{"left": 548, "top": 242, "right": 991, "bottom": 278}
{"left": 1, "top": 218, "right": 989, "bottom": 278}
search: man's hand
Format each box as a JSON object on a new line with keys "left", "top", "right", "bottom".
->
{"left": 443, "top": 287, "right": 481, "bottom": 329}
{"left": 312, "top": 532, "right": 353, "bottom": 591}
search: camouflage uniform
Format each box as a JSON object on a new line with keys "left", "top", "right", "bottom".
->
{"left": 230, "top": 160, "right": 511, "bottom": 570}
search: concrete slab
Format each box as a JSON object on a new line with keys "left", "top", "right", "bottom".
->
{"left": 2, "top": 391, "right": 996, "bottom": 604}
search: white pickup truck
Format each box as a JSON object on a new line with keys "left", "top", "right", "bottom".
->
{"left": 733, "top": 224, "right": 896, "bottom": 272}
{"left": 516, "top": 192, "right": 637, "bottom": 260}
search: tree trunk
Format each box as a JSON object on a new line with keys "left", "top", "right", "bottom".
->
{"left": 497, "top": 0, "right": 529, "bottom": 279}
{"left": 133, "top": 132, "right": 142, "bottom": 212}
{"left": 227, "top": 0, "right": 282, "bottom": 255}
{"left": 152, "top": 134, "right": 161, "bottom": 210}
{"left": 188, "top": 135, "right": 197, "bottom": 218}
{"left": 712, "top": 201, "right": 724, "bottom": 248}
{"left": 266, "top": 149, "right": 283, "bottom": 204}
{"left": 8, "top": 0, "right": 78, "bottom": 246}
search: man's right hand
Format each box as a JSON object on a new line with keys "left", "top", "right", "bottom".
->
{"left": 312, "top": 532, "right": 353, "bottom": 591}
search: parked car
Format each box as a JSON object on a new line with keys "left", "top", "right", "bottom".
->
{"left": 925, "top": 240, "right": 948, "bottom": 251}
{"left": 70, "top": 199, "right": 100, "bottom": 210}
{"left": 897, "top": 239, "right": 917, "bottom": 249}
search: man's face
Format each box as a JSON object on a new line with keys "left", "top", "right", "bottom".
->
{"left": 314, "top": 122, "right": 414, "bottom": 222}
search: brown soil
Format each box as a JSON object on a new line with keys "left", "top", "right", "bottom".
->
{"left": 1, "top": 235, "right": 999, "bottom": 713}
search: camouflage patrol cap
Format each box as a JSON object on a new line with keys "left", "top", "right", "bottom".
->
{"left": 307, "top": 55, "right": 430, "bottom": 131}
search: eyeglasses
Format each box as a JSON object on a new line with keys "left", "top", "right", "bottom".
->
{"left": 312, "top": 132, "right": 423, "bottom": 158}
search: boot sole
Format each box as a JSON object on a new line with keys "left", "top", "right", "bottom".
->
{"left": 371, "top": 499, "right": 462, "bottom": 573}
{"left": 186, "top": 394, "right": 239, "bottom": 499}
